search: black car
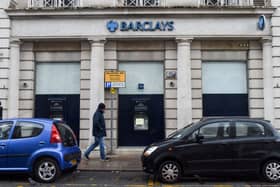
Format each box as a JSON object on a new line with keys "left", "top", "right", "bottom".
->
{"left": 142, "top": 118, "right": 280, "bottom": 183}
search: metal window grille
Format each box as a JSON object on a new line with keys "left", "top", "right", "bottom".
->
{"left": 124, "top": 0, "right": 138, "bottom": 6}
{"left": 143, "top": 0, "right": 159, "bottom": 6}
{"left": 29, "top": 0, "right": 79, "bottom": 8}
{"left": 59, "top": 0, "right": 78, "bottom": 7}
{"left": 124, "top": 0, "right": 159, "bottom": 6}
{"left": 202, "top": 0, "right": 268, "bottom": 6}
{"left": 44, "top": 0, "right": 56, "bottom": 7}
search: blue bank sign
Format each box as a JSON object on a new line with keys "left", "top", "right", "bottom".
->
{"left": 107, "top": 20, "right": 174, "bottom": 32}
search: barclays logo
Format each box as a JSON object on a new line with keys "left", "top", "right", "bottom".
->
{"left": 107, "top": 20, "right": 119, "bottom": 33}
{"left": 107, "top": 20, "right": 174, "bottom": 33}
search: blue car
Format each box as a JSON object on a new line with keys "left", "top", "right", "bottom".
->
{"left": 0, "top": 118, "right": 81, "bottom": 183}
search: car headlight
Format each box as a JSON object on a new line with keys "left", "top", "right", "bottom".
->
{"left": 144, "top": 146, "right": 158, "bottom": 157}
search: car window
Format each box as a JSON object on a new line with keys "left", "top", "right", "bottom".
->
{"left": 0, "top": 122, "right": 13, "bottom": 140}
{"left": 188, "top": 130, "right": 199, "bottom": 141}
{"left": 235, "top": 121, "right": 265, "bottom": 137}
{"left": 12, "top": 122, "right": 43, "bottom": 139}
{"left": 199, "top": 122, "right": 231, "bottom": 140}
{"left": 55, "top": 123, "right": 76, "bottom": 146}
{"left": 167, "top": 123, "right": 195, "bottom": 139}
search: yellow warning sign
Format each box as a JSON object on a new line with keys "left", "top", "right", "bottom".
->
{"left": 105, "top": 71, "right": 126, "bottom": 82}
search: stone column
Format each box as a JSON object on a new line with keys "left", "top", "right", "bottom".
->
{"left": 8, "top": 39, "right": 20, "bottom": 118}
{"left": 89, "top": 38, "right": 106, "bottom": 138}
{"left": 262, "top": 38, "right": 274, "bottom": 122}
{"left": 176, "top": 38, "right": 192, "bottom": 129}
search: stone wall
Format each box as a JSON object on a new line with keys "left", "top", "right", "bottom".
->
{"left": 0, "top": 4, "right": 10, "bottom": 118}
{"left": 272, "top": 0, "right": 280, "bottom": 128}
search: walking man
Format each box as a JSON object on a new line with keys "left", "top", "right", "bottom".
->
{"left": 84, "top": 103, "right": 110, "bottom": 161}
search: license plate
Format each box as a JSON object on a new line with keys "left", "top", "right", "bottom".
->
{"left": 71, "top": 159, "right": 77, "bottom": 165}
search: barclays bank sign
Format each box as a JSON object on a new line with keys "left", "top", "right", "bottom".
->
{"left": 107, "top": 20, "right": 174, "bottom": 32}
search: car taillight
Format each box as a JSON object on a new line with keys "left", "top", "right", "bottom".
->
{"left": 50, "top": 125, "right": 62, "bottom": 144}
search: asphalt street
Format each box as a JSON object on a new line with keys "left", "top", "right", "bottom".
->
{"left": 0, "top": 171, "right": 280, "bottom": 187}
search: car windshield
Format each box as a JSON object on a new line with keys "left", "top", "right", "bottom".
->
{"left": 167, "top": 122, "right": 196, "bottom": 139}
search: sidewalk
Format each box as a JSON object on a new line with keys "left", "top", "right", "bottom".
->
{"left": 78, "top": 151, "right": 143, "bottom": 171}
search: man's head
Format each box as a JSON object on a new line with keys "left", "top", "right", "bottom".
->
{"left": 97, "top": 103, "right": 106, "bottom": 112}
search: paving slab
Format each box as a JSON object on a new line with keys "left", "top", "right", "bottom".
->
{"left": 78, "top": 152, "right": 143, "bottom": 171}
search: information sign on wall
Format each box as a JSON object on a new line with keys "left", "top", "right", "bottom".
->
{"left": 104, "top": 71, "right": 126, "bottom": 88}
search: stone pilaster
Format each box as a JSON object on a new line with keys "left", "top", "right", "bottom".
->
{"left": 8, "top": 39, "right": 21, "bottom": 118}
{"left": 176, "top": 38, "right": 192, "bottom": 129}
{"left": 262, "top": 38, "right": 274, "bottom": 123}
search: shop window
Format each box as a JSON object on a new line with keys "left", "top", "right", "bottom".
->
{"left": 202, "top": 62, "right": 248, "bottom": 116}
{"left": 119, "top": 62, "right": 163, "bottom": 95}
{"left": 35, "top": 62, "right": 80, "bottom": 95}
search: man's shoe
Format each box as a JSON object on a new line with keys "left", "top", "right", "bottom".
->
{"left": 83, "top": 154, "right": 90, "bottom": 160}
{"left": 101, "top": 157, "right": 110, "bottom": 161}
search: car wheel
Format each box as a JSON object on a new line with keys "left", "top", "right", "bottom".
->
{"left": 158, "top": 160, "right": 181, "bottom": 183}
{"left": 34, "top": 158, "right": 61, "bottom": 183}
{"left": 263, "top": 160, "right": 280, "bottom": 183}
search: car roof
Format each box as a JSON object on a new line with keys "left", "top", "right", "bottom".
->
{"left": 0, "top": 118, "right": 55, "bottom": 124}
{"left": 200, "top": 117, "right": 270, "bottom": 124}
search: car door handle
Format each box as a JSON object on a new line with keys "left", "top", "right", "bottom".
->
{"left": 221, "top": 142, "right": 229, "bottom": 146}
{"left": 0, "top": 143, "right": 6, "bottom": 149}
{"left": 39, "top": 141, "right": 46, "bottom": 145}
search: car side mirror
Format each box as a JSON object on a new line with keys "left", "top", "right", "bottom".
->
{"left": 195, "top": 134, "right": 204, "bottom": 143}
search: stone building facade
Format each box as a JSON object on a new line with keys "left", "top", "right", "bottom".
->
{"left": 0, "top": 0, "right": 279, "bottom": 152}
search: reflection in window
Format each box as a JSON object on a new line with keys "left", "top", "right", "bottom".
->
{"left": 12, "top": 122, "right": 43, "bottom": 139}
{"left": 0, "top": 122, "right": 13, "bottom": 140}
{"left": 199, "top": 122, "right": 230, "bottom": 139}
{"left": 236, "top": 122, "right": 265, "bottom": 137}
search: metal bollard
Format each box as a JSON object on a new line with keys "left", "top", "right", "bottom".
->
{"left": 0, "top": 102, "right": 3, "bottom": 120}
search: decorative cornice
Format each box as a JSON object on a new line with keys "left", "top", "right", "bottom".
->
{"left": 262, "top": 36, "right": 272, "bottom": 44}
{"left": 6, "top": 7, "right": 276, "bottom": 18}
{"left": 88, "top": 37, "right": 106, "bottom": 45}
{"left": 176, "top": 37, "right": 193, "bottom": 44}
{"left": 10, "top": 38, "right": 22, "bottom": 47}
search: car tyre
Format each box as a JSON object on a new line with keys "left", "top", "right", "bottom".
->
{"left": 34, "top": 158, "right": 61, "bottom": 183}
{"left": 262, "top": 160, "right": 280, "bottom": 183}
{"left": 158, "top": 160, "right": 181, "bottom": 183}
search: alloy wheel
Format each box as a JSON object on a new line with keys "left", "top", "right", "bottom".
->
{"left": 264, "top": 161, "right": 280, "bottom": 182}
{"left": 159, "top": 161, "right": 181, "bottom": 183}
{"left": 34, "top": 158, "right": 60, "bottom": 183}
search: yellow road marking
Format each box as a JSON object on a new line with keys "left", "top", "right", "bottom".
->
{"left": 154, "top": 180, "right": 161, "bottom": 187}
{"left": 148, "top": 175, "right": 154, "bottom": 186}
{"left": 214, "top": 185, "right": 233, "bottom": 187}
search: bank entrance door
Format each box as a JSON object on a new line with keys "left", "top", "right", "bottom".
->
{"left": 34, "top": 62, "right": 80, "bottom": 142}
{"left": 118, "top": 62, "right": 165, "bottom": 146}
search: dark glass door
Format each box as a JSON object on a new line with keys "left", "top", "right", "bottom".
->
{"left": 118, "top": 94, "right": 165, "bottom": 146}
{"left": 35, "top": 95, "right": 80, "bottom": 142}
